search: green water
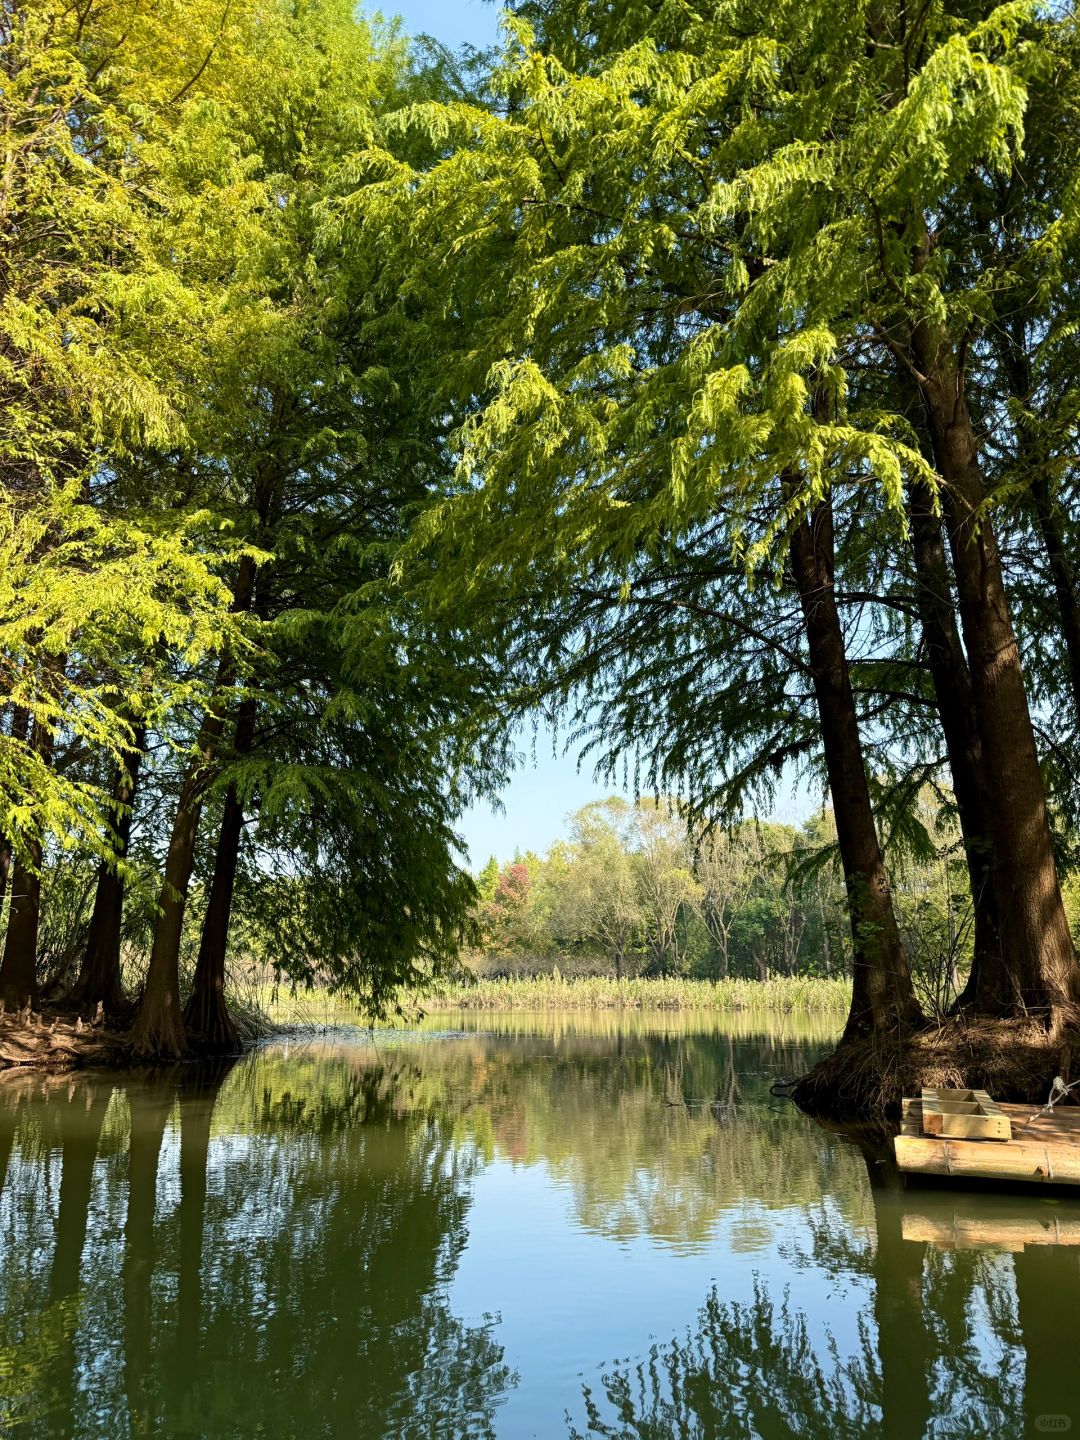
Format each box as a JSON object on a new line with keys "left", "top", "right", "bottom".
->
{"left": 1, "top": 1013, "right": 1078, "bottom": 1438}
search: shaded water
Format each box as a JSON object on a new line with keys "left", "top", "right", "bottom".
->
{"left": 1, "top": 1012, "right": 1078, "bottom": 1438}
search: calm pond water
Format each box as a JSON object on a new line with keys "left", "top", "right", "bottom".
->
{"left": 1, "top": 1012, "right": 1079, "bottom": 1438}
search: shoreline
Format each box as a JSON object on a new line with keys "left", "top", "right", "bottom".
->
{"left": 19, "top": 982, "right": 1063, "bottom": 1123}
{"left": 0, "top": 977, "right": 851, "bottom": 1073}
{"left": 791, "top": 1014, "right": 1079, "bottom": 1119}
{"left": 0, "top": 1001, "right": 276, "bottom": 1075}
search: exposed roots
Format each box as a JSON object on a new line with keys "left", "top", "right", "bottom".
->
{"left": 0, "top": 1002, "right": 126, "bottom": 1070}
{"left": 790, "top": 1014, "right": 1080, "bottom": 1120}
{"left": 66, "top": 970, "right": 132, "bottom": 1027}
{"left": 0, "top": 988, "right": 273, "bottom": 1072}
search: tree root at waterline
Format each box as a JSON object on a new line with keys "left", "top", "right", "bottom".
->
{"left": 786, "top": 1015, "right": 1080, "bottom": 1120}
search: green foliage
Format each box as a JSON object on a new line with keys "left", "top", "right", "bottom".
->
{"left": 0, "top": 0, "right": 269, "bottom": 857}
{"left": 0, "top": 0, "right": 510, "bottom": 1028}
{"left": 340, "top": 0, "right": 1080, "bottom": 991}
{"left": 8, "top": 0, "right": 1080, "bottom": 1038}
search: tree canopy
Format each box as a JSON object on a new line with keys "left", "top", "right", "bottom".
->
{"left": 3, "top": 0, "right": 1080, "bottom": 1088}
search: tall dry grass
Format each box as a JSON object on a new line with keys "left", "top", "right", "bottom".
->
{"left": 418, "top": 974, "right": 851, "bottom": 1014}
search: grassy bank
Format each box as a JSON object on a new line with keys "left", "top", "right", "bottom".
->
{"left": 417, "top": 974, "right": 851, "bottom": 1014}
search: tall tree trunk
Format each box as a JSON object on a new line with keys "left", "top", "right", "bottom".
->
{"left": 1, "top": 850, "right": 42, "bottom": 1011}
{"left": 0, "top": 833, "right": 11, "bottom": 918}
{"left": 789, "top": 500, "right": 922, "bottom": 1042}
{"left": 818, "top": 892, "right": 833, "bottom": 977}
{"left": 0, "top": 707, "right": 53, "bottom": 1010}
{"left": 71, "top": 727, "right": 147, "bottom": 1018}
{"left": 183, "top": 700, "right": 256, "bottom": 1054}
{"left": 129, "top": 715, "right": 221, "bottom": 1060}
{"left": 131, "top": 560, "right": 256, "bottom": 1060}
{"left": 906, "top": 482, "right": 1008, "bottom": 1013}
{"left": 711, "top": 915, "right": 737, "bottom": 984}
{"left": 912, "top": 330, "right": 1080, "bottom": 1026}
{"left": 752, "top": 941, "right": 769, "bottom": 982}
{"left": 0, "top": 701, "right": 15, "bottom": 919}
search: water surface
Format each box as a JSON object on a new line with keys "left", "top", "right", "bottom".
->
{"left": 1, "top": 1012, "right": 1077, "bottom": 1437}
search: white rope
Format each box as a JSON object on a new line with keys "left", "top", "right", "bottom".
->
{"left": 1023, "top": 1074, "right": 1080, "bottom": 1129}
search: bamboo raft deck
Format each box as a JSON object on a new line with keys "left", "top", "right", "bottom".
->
{"left": 895, "top": 1097, "right": 1080, "bottom": 1187}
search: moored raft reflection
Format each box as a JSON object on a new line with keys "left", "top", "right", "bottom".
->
{"left": 898, "top": 1190, "right": 1080, "bottom": 1249}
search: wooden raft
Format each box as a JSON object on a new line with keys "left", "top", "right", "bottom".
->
{"left": 895, "top": 1097, "right": 1080, "bottom": 1186}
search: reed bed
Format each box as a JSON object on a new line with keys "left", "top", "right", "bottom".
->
{"left": 419, "top": 974, "right": 851, "bottom": 1014}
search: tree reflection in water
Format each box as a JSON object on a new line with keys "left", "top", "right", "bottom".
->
{"left": 0, "top": 1060, "right": 514, "bottom": 1439}
{"left": 2, "top": 1026, "right": 1080, "bottom": 1439}
{"left": 567, "top": 1154, "right": 1075, "bottom": 1440}
{"left": 570, "top": 1280, "right": 880, "bottom": 1440}
{"left": 567, "top": 1271, "right": 1024, "bottom": 1440}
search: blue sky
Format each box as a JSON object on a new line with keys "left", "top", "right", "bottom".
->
{"left": 455, "top": 726, "right": 819, "bottom": 869}
{"left": 457, "top": 735, "right": 629, "bottom": 867}
{"left": 384, "top": 0, "right": 501, "bottom": 50}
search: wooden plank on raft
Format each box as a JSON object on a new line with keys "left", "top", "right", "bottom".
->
{"left": 920, "top": 1087, "right": 1012, "bottom": 1141}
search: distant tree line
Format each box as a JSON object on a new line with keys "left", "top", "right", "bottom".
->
{"left": 472, "top": 797, "right": 1080, "bottom": 1014}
